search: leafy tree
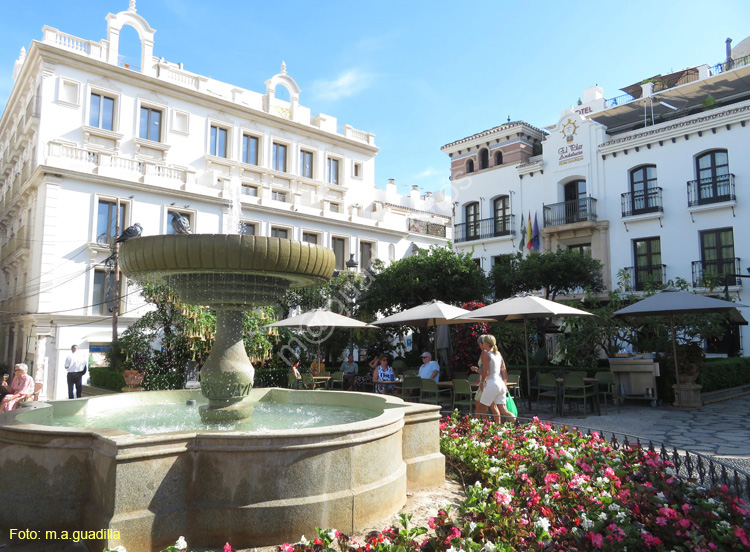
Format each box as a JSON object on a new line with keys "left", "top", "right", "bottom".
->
{"left": 449, "top": 301, "right": 490, "bottom": 376}
{"left": 490, "top": 248, "right": 604, "bottom": 301}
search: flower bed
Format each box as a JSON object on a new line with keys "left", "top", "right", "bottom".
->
{"left": 109, "top": 414, "right": 750, "bottom": 552}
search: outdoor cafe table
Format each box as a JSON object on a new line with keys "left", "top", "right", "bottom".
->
{"left": 554, "top": 377, "right": 600, "bottom": 416}
{"left": 373, "top": 378, "right": 402, "bottom": 394}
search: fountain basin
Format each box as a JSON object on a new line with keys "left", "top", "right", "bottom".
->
{"left": 0, "top": 390, "right": 444, "bottom": 551}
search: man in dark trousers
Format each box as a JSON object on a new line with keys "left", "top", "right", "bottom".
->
{"left": 65, "top": 345, "right": 87, "bottom": 399}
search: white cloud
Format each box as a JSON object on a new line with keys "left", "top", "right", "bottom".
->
{"left": 310, "top": 68, "right": 375, "bottom": 102}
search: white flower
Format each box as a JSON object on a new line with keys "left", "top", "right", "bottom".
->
{"left": 536, "top": 517, "right": 551, "bottom": 532}
{"left": 581, "top": 518, "right": 594, "bottom": 530}
{"left": 483, "top": 541, "right": 497, "bottom": 552}
{"left": 299, "top": 535, "right": 309, "bottom": 545}
{"left": 175, "top": 536, "right": 188, "bottom": 550}
{"left": 329, "top": 529, "right": 339, "bottom": 541}
{"left": 113, "top": 547, "right": 127, "bottom": 552}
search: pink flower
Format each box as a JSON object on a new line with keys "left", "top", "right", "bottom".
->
{"left": 586, "top": 531, "right": 604, "bottom": 548}
{"left": 655, "top": 517, "right": 668, "bottom": 526}
{"left": 678, "top": 518, "right": 691, "bottom": 528}
{"left": 224, "top": 543, "right": 232, "bottom": 552}
{"left": 734, "top": 527, "right": 750, "bottom": 547}
{"left": 280, "top": 544, "right": 293, "bottom": 552}
{"left": 428, "top": 517, "right": 436, "bottom": 529}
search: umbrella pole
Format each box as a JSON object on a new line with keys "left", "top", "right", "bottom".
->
{"left": 525, "top": 318, "right": 532, "bottom": 409}
{"left": 671, "top": 315, "right": 681, "bottom": 407}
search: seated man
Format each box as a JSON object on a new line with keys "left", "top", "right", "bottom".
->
{"left": 310, "top": 354, "right": 325, "bottom": 377}
{"left": 418, "top": 352, "right": 440, "bottom": 382}
{"left": 339, "top": 354, "right": 359, "bottom": 390}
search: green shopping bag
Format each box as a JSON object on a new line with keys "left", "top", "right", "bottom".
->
{"left": 506, "top": 394, "right": 518, "bottom": 417}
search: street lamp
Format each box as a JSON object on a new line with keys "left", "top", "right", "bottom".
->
{"left": 345, "top": 254, "right": 358, "bottom": 356}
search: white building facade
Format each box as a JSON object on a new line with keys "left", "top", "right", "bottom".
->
{"left": 444, "top": 38, "right": 750, "bottom": 355}
{"left": 0, "top": 4, "right": 451, "bottom": 398}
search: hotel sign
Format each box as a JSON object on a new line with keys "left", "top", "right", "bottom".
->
{"left": 558, "top": 118, "right": 584, "bottom": 166}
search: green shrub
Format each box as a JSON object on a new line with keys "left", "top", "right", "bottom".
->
{"left": 254, "top": 368, "right": 287, "bottom": 388}
{"left": 89, "top": 366, "right": 125, "bottom": 390}
{"left": 698, "top": 358, "right": 750, "bottom": 391}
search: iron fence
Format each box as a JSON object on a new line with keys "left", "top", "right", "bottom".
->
{"left": 453, "top": 214, "right": 515, "bottom": 243}
{"left": 621, "top": 187, "right": 663, "bottom": 217}
{"left": 692, "top": 257, "right": 742, "bottom": 287}
{"left": 687, "top": 174, "right": 735, "bottom": 206}
{"left": 543, "top": 197, "right": 597, "bottom": 227}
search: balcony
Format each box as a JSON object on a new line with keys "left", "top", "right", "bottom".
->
{"left": 621, "top": 188, "right": 664, "bottom": 217}
{"left": 691, "top": 258, "right": 742, "bottom": 288}
{"left": 408, "top": 218, "right": 448, "bottom": 238}
{"left": 453, "top": 214, "right": 515, "bottom": 243}
{"left": 543, "top": 198, "right": 597, "bottom": 228}
{"left": 687, "top": 174, "right": 735, "bottom": 207}
{"left": 624, "top": 264, "right": 667, "bottom": 291}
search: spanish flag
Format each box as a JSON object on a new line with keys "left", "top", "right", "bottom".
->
{"left": 526, "top": 212, "right": 533, "bottom": 250}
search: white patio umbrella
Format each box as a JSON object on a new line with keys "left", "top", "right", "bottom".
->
{"left": 454, "top": 294, "right": 594, "bottom": 403}
{"left": 370, "top": 299, "right": 493, "bottom": 359}
{"left": 614, "top": 289, "right": 747, "bottom": 406}
{"left": 264, "top": 308, "right": 376, "bottom": 363}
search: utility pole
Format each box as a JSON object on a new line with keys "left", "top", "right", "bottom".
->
{"left": 111, "top": 198, "right": 121, "bottom": 344}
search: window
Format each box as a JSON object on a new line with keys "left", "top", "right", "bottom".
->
{"left": 210, "top": 125, "right": 228, "bottom": 158}
{"left": 272, "top": 190, "right": 287, "bottom": 202}
{"left": 167, "top": 211, "right": 193, "bottom": 235}
{"left": 360, "top": 242, "right": 373, "bottom": 270}
{"left": 479, "top": 148, "right": 489, "bottom": 170}
{"left": 570, "top": 243, "right": 592, "bottom": 255}
{"left": 699, "top": 228, "right": 736, "bottom": 285}
{"left": 493, "top": 196, "right": 510, "bottom": 236}
{"left": 241, "top": 184, "right": 258, "bottom": 197}
{"left": 300, "top": 150, "right": 314, "bottom": 178}
{"left": 353, "top": 162, "right": 362, "bottom": 178}
{"left": 242, "top": 134, "right": 259, "bottom": 165}
{"left": 329, "top": 202, "right": 341, "bottom": 213}
{"left": 465, "top": 159, "right": 474, "bottom": 174}
{"left": 139, "top": 106, "right": 162, "bottom": 142}
{"left": 564, "top": 180, "right": 587, "bottom": 223}
{"left": 96, "top": 199, "right": 127, "bottom": 246}
{"left": 332, "top": 237, "right": 346, "bottom": 270}
{"left": 273, "top": 142, "right": 287, "bottom": 171}
{"left": 633, "top": 238, "right": 662, "bottom": 291}
{"left": 239, "top": 222, "right": 256, "bottom": 235}
{"left": 465, "top": 202, "right": 479, "bottom": 240}
{"left": 89, "top": 93, "right": 115, "bottom": 130}
{"left": 695, "top": 150, "right": 730, "bottom": 203}
{"left": 271, "top": 227, "right": 288, "bottom": 239}
{"left": 494, "top": 151, "right": 503, "bottom": 166}
{"left": 629, "top": 165, "right": 658, "bottom": 214}
{"left": 93, "top": 269, "right": 121, "bottom": 315}
{"left": 302, "top": 232, "right": 318, "bottom": 245}
{"left": 327, "top": 157, "right": 339, "bottom": 184}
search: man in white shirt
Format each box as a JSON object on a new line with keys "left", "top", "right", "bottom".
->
{"left": 418, "top": 352, "right": 440, "bottom": 383}
{"left": 65, "top": 345, "right": 87, "bottom": 399}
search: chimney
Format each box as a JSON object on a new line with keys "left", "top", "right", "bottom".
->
{"left": 726, "top": 38, "right": 733, "bottom": 64}
{"left": 386, "top": 178, "right": 397, "bottom": 200}
{"left": 410, "top": 185, "right": 420, "bottom": 208}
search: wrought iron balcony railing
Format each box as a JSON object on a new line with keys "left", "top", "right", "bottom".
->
{"left": 543, "top": 197, "right": 597, "bottom": 228}
{"left": 453, "top": 214, "right": 515, "bottom": 243}
{"left": 687, "top": 174, "right": 735, "bottom": 207}
{"left": 621, "top": 188, "right": 664, "bottom": 217}
{"left": 624, "top": 264, "right": 667, "bottom": 291}
{"left": 692, "top": 258, "right": 742, "bottom": 287}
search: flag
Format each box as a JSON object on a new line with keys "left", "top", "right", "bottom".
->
{"left": 526, "top": 212, "right": 533, "bottom": 250}
{"left": 531, "top": 213, "right": 540, "bottom": 252}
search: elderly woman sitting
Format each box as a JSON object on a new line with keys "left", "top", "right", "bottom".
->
{"left": 0, "top": 363, "right": 36, "bottom": 412}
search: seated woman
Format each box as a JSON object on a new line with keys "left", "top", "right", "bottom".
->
{"left": 0, "top": 363, "right": 36, "bottom": 412}
{"left": 371, "top": 355, "right": 395, "bottom": 395}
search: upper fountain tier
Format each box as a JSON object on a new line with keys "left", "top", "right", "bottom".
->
{"left": 119, "top": 235, "right": 335, "bottom": 309}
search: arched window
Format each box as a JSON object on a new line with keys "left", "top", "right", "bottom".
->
{"left": 465, "top": 159, "right": 474, "bottom": 174}
{"left": 694, "top": 149, "right": 730, "bottom": 204}
{"left": 479, "top": 148, "right": 489, "bottom": 170}
{"left": 629, "top": 165, "right": 659, "bottom": 214}
{"left": 494, "top": 151, "right": 503, "bottom": 166}
{"left": 493, "top": 196, "right": 510, "bottom": 235}
{"left": 465, "top": 202, "right": 480, "bottom": 240}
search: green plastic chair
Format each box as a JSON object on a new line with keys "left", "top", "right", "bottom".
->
{"left": 301, "top": 373, "right": 318, "bottom": 390}
{"left": 287, "top": 372, "right": 300, "bottom": 389}
{"left": 397, "top": 376, "right": 422, "bottom": 402}
{"left": 467, "top": 373, "right": 480, "bottom": 385}
{"left": 330, "top": 371, "right": 345, "bottom": 390}
{"left": 506, "top": 372, "right": 522, "bottom": 399}
{"left": 594, "top": 371, "right": 619, "bottom": 414}
{"left": 562, "top": 374, "right": 596, "bottom": 416}
{"left": 535, "top": 373, "right": 558, "bottom": 414}
{"left": 419, "top": 379, "right": 451, "bottom": 406}
{"left": 451, "top": 379, "right": 474, "bottom": 414}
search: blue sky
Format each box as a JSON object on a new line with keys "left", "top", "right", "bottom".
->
{"left": 1, "top": 0, "right": 749, "bottom": 197}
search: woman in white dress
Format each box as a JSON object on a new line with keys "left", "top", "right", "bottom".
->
{"left": 475, "top": 334, "right": 516, "bottom": 423}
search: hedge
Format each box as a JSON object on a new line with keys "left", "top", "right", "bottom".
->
{"left": 89, "top": 366, "right": 125, "bottom": 391}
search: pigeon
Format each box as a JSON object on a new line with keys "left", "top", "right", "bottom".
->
{"left": 171, "top": 212, "right": 192, "bottom": 235}
{"left": 115, "top": 222, "right": 142, "bottom": 244}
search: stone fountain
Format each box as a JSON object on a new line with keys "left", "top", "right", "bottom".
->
{"left": 118, "top": 234, "right": 334, "bottom": 422}
{"left": 0, "top": 235, "right": 445, "bottom": 552}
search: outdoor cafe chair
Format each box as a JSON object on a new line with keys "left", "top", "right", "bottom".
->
{"left": 535, "top": 373, "right": 558, "bottom": 415}
{"left": 594, "top": 371, "right": 620, "bottom": 414}
{"left": 451, "top": 378, "right": 474, "bottom": 414}
{"left": 287, "top": 372, "right": 300, "bottom": 389}
{"left": 397, "top": 376, "right": 422, "bottom": 402}
{"left": 330, "top": 371, "right": 345, "bottom": 390}
{"left": 506, "top": 372, "right": 522, "bottom": 399}
{"left": 404, "top": 370, "right": 419, "bottom": 377}
{"left": 419, "top": 378, "right": 451, "bottom": 406}
{"left": 467, "top": 373, "right": 480, "bottom": 385}
{"left": 562, "top": 374, "right": 596, "bottom": 416}
{"left": 301, "top": 373, "right": 319, "bottom": 390}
